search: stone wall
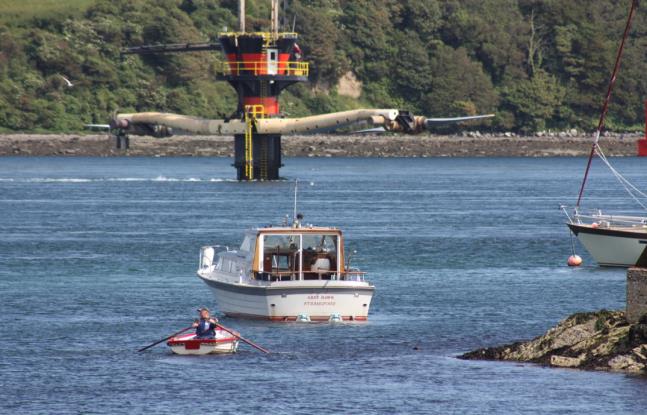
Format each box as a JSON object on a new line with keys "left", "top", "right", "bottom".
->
{"left": 627, "top": 268, "right": 647, "bottom": 324}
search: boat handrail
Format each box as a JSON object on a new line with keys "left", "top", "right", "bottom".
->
{"left": 560, "top": 205, "right": 647, "bottom": 225}
{"left": 566, "top": 207, "right": 647, "bottom": 226}
{"left": 263, "top": 270, "right": 367, "bottom": 276}
{"left": 257, "top": 269, "right": 367, "bottom": 282}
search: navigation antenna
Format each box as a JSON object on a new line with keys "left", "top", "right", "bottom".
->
{"left": 293, "top": 179, "right": 298, "bottom": 222}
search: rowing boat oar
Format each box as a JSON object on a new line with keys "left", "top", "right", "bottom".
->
{"left": 138, "top": 325, "right": 193, "bottom": 352}
{"left": 215, "top": 323, "right": 270, "bottom": 354}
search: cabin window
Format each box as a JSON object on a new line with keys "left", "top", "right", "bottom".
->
{"left": 261, "top": 233, "right": 339, "bottom": 280}
{"left": 302, "top": 234, "right": 337, "bottom": 253}
{"left": 221, "top": 259, "right": 233, "bottom": 273}
{"left": 272, "top": 255, "right": 290, "bottom": 270}
{"left": 263, "top": 234, "right": 299, "bottom": 275}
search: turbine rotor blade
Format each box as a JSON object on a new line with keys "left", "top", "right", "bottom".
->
{"left": 425, "top": 114, "right": 495, "bottom": 126}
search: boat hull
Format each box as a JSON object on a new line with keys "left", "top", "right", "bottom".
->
{"left": 198, "top": 275, "right": 374, "bottom": 322}
{"left": 568, "top": 223, "right": 647, "bottom": 267}
{"left": 167, "top": 332, "right": 239, "bottom": 355}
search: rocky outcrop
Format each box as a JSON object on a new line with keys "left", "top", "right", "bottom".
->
{"left": 0, "top": 133, "right": 640, "bottom": 157}
{"left": 460, "top": 310, "right": 647, "bottom": 374}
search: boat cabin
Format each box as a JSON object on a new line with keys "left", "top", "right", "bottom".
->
{"left": 199, "top": 224, "right": 366, "bottom": 283}
{"left": 252, "top": 227, "right": 344, "bottom": 281}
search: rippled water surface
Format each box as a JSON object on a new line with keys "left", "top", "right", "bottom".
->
{"left": 1, "top": 156, "right": 647, "bottom": 414}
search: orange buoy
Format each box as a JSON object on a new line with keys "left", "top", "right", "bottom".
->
{"left": 591, "top": 222, "right": 599, "bottom": 229}
{"left": 568, "top": 255, "right": 583, "bottom": 267}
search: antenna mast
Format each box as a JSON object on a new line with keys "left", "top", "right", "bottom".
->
{"left": 271, "top": 0, "right": 280, "bottom": 36}
{"left": 281, "top": 0, "right": 289, "bottom": 30}
{"left": 293, "top": 179, "right": 298, "bottom": 221}
{"left": 239, "top": 0, "right": 246, "bottom": 32}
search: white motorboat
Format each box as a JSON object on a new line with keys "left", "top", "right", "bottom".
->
{"left": 167, "top": 330, "right": 239, "bottom": 355}
{"left": 197, "top": 217, "right": 374, "bottom": 322}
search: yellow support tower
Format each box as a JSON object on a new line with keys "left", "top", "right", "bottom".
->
{"left": 244, "top": 112, "right": 254, "bottom": 180}
{"left": 243, "top": 105, "right": 266, "bottom": 181}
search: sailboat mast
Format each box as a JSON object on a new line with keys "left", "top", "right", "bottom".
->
{"left": 575, "top": 0, "right": 639, "bottom": 208}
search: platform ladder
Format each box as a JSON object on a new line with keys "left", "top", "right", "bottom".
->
{"left": 243, "top": 105, "right": 265, "bottom": 180}
{"left": 259, "top": 81, "right": 270, "bottom": 180}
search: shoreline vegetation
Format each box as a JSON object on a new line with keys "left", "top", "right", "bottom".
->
{"left": 0, "top": 133, "right": 641, "bottom": 157}
{"left": 460, "top": 310, "right": 647, "bottom": 375}
{"left": 2, "top": 1, "right": 647, "bottom": 134}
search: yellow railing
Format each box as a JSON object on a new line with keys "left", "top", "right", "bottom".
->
{"left": 219, "top": 32, "right": 299, "bottom": 49}
{"left": 221, "top": 61, "right": 309, "bottom": 77}
{"left": 246, "top": 105, "right": 266, "bottom": 120}
{"left": 218, "top": 32, "right": 299, "bottom": 40}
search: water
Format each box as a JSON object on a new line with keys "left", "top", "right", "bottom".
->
{"left": 1, "top": 156, "right": 646, "bottom": 414}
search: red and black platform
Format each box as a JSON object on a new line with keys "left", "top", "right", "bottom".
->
{"left": 218, "top": 32, "right": 308, "bottom": 180}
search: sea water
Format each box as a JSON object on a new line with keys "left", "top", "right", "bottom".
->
{"left": 1, "top": 156, "right": 646, "bottom": 414}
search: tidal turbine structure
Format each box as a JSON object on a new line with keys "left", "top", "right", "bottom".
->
{"left": 111, "top": 0, "right": 493, "bottom": 180}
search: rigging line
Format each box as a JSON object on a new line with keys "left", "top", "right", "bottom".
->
{"left": 575, "top": 0, "right": 639, "bottom": 208}
{"left": 596, "top": 147, "right": 647, "bottom": 199}
{"left": 596, "top": 147, "right": 647, "bottom": 211}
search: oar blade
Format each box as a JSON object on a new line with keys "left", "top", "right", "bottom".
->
{"left": 216, "top": 323, "right": 271, "bottom": 354}
{"left": 138, "top": 325, "right": 193, "bottom": 352}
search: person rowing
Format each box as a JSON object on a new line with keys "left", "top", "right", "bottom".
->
{"left": 138, "top": 307, "right": 270, "bottom": 354}
{"left": 193, "top": 307, "right": 219, "bottom": 339}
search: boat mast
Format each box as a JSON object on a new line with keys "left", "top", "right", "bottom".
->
{"left": 575, "top": 0, "right": 639, "bottom": 208}
{"left": 293, "top": 179, "right": 298, "bottom": 221}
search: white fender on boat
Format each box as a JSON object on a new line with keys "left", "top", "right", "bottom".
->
{"left": 296, "top": 314, "right": 311, "bottom": 322}
{"left": 329, "top": 313, "right": 343, "bottom": 323}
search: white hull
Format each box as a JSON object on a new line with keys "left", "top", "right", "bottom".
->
{"left": 569, "top": 223, "right": 647, "bottom": 267}
{"left": 199, "top": 274, "right": 374, "bottom": 321}
{"left": 167, "top": 332, "right": 239, "bottom": 355}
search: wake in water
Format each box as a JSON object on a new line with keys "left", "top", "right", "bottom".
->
{"left": 0, "top": 176, "right": 236, "bottom": 183}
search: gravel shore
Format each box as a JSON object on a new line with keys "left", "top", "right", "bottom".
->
{"left": 0, "top": 133, "right": 641, "bottom": 157}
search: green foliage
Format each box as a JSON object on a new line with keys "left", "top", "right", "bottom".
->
{"left": 0, "top": 0, "right": 94, "bottom": 24}
{"left": 425, "top": 45, "right": 499, "bottom": 117}
{"left": 0, "top": 0, "right": 646, "bottom": 132}
{"left": 503, "top": 70, "right": 565, "bottom": 132}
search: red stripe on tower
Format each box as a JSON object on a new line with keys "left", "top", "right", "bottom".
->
{"left": 278, "top": 53, "right": 290, "bottom": 74}
{"left": 241, "top": 53, "right": 266, "bottom": 74}
{"left": 244, "top": 97, "right": 279, "bottom": 115}
{"left": 226, "top": 53, "right": 238, "bottom": 73}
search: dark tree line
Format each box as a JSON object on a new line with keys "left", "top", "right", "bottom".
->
{"left": 1, "top": 0, "right": 646, "bottom": 132}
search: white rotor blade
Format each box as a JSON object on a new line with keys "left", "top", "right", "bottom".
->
{"left": 352, "top": 127, "right": 387, "bottom": 134}
{"left": 426, "top": 114, "right": 495, "bottom": 124}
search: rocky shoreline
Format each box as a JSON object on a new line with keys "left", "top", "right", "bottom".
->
{"left": 460, "top": 310, "right": 647, "bottom": 375}
{"left": 0, "top": 133, "right": 641, "bottom": 157}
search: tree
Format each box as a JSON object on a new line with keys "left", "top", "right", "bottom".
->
{"left": 502, "top": 70, "right": 565, "bottom": 132}
{"left": 423, "top": 45, "right": 499, "bottom": 118}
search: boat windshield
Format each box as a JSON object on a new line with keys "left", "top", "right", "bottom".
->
{"left": 260, "top": 233, "right": 339, "bottom": 280}
{"left": 240, "top": 234, "right": 256, "bottom": 254}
